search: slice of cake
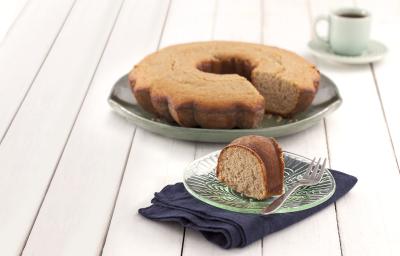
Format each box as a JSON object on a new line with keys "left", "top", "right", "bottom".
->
{"left": 216, "top": 135, "right": 284, "bottom": 200}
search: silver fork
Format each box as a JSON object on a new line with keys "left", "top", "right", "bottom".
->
{"left": 262, "top": 157, "right": 327, "bottom": 215}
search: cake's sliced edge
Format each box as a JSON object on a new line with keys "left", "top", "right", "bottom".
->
{"left": 216, "top": 136, "right": 285, "bottom": 200}
{"left": 216, "top": 144, "right": 269, "bottom": 200}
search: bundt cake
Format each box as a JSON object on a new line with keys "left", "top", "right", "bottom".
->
{"left": 129, "top": 41, "right": 320, "bottom": 129}
{"left": 216, "top": 135, "right": 284, "bottom": 200}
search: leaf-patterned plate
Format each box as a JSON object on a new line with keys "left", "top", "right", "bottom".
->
{"left": 183, "top": 150, "right": 336, "bottom": 214}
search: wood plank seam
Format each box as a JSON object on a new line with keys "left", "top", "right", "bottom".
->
{"left": 100, "top": 128, "right": 137, "bottom": 255}
{"left": 260, "top": 0, "right": 266, "bottom": 252}
{"left": 180, "top": 142, "right": 200, "bottom": 255}
{"left": 369, "top": 63, "right": 400, "bottom": 173}
{"left": 322, "top": 117, "right": 345, "bottom": 256}
{"left": 0, "top": 0, "right": 31, "bottom": 46}
{"left": 18, "top": 0, "right": 127, "bottom": 253}
{"left": 333, "top": 204, "right": 344, "bottom": 256}
{"left": 180, "top": 227, "right": 186, "bottom": 256}
{"left": 156, "top": 0, "right": 173, "bottom": 50}
{"left": 354, "top": 0, "right": 399, "bottom": 175}
{"left": 99, "top": 1, "right": 173, "bottom": 253}
{"left": 259, "top": 0, "right": 266, "bottom": 249}
{"left": 180, "top": 0, "right": 221, "bottom": 250}
{"left": 0, "top": 0, "right": 79, "bottom": 147}
{"left": 306, "top": 1, "right": 343, "bottom": 255}
{"left": 155, "top": 0, "right": 212, "bottom": 253}
{"left": 323, "top": 118, "right": 344, "bottom": 255}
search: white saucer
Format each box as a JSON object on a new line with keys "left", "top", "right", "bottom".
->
{"left": 308, "top": 39, "right": 387, "bottom": 64}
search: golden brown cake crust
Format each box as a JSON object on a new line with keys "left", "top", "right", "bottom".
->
{"left": 129, "top": 41, "right": 320, "bottom": 128}
{"left": 216, "top": 135, "right": 284, "bottom": 199}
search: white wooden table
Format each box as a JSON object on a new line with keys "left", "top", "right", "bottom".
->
{"left": 1, "top": 0, "right": 399, "bottom": 255}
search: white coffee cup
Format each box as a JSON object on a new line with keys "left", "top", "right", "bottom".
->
{"left": 313, "top": 7, "right": 371, "bottom": 56}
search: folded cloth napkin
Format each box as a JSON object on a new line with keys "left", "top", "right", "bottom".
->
{"left": 139, "top": 170, "right": 357, "bottom": 249}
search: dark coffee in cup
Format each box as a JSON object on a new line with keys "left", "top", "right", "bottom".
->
{"left": 338, "top": 13, "right": 367, "bottom": 18}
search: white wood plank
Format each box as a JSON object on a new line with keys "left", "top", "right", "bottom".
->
{"left": 355, "top": 0, "right": 400, "bottom": 21}
{"left": 102, "top": 130, "right": 195, "bottom": 256}
{"left": 102, "top": 0, "right": 216, "bottom": 255}
{"left": 160, "top": 0, "right": 214, "bottom": 46}
{"left": 259, "top": 0, "right": 342, "bottom": 255}
{"left": 263, "top": 0, "right": 312, "bottom": 56}
{"left": 195, "top": 143, "right": 224, "bottom": 159}
{"left": 309, "top": 1, "right": 400, "bottom": 255}
{"left": 0, "top": 0, "right": 76, "bottom": 140}
{"left": 358, "top": 0, "right": 400, "bottom": 165}
{"left": 318, "top": 63, "right": 400, "bottom": 256}
{"left": 212, "top": 0, "right": 261, "bottom": 43}
{"left": 21, "top": 0, "right": 170, "bottom": 255}
{"left": 182, "top": 1, "right": 263, "bottom": 255}
{"left": 263, "top": 128, "right": 340, "bottom": 256}
{"left": 0, "top": 0, "right": 28, "bottom": 43}
{"left": 0, "top": 0, "right": 125, "bottom": 254}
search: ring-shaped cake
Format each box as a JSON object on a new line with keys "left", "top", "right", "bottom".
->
{"left": 129, "top": 41, "right": 320, "bottom": 129}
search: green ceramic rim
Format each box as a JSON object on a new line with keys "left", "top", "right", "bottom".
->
{"left": 108, "top": 73, "right": 342, "bottom": 142}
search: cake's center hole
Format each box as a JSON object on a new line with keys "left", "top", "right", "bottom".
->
{"left": 196, "top": 58, "right": 254, "bottom": 81}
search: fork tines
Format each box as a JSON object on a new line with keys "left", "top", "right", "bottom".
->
{"left": 304, "top": 157, "right": 327, "bottom": 183}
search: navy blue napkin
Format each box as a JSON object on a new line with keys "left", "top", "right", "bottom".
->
{"left": 139, "top": 170, "right": 357, "bottom": 249}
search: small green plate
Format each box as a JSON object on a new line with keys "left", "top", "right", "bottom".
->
{"left": 183, "top": 150, "right": 336, "bottom": 214}
{"left": 308, "top": 39, "right": 388, "bottom": 64}
{"left": 108, "top": 73, "right": 341, "bottom": 142}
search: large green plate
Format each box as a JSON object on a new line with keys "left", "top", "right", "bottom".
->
{"left": 108, "top": 73, "right": 341, "bottom": 142}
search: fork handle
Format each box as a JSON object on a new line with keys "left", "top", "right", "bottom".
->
{"left": 262, "top": 184, "right": 302, "bottom": 215}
